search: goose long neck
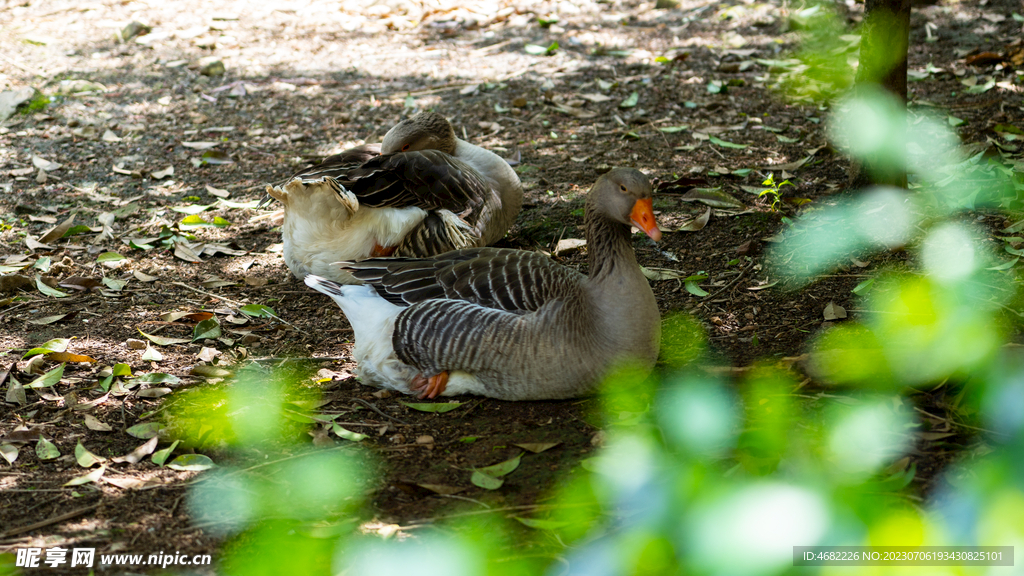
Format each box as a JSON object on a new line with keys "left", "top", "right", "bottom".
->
{"left": 585, "top": 201, "right": 636, "bottom": 280}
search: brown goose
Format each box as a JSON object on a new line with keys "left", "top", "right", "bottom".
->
{"left": 266, "top": 112, "right": 523, "bottom": 284}
{"left": 304, "top": 168, "right": 662, "bottom": 401}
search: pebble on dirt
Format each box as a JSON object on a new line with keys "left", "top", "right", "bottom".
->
{"left": 120, "top": 21, "right": 152, "bottom": 42}
{"left": 0, "top": 86, "right": 41, "bottom": 121}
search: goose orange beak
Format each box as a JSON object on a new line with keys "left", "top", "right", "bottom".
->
{"left": 630, "top": 198, "right": 662, "bottom": 242}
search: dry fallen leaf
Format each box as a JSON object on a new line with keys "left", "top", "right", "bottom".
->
{"left": 197, "top": 347, "right": 220, "bottom": 362}
{"left": 151, "top": 166, "right": 174, "bottom": 179}
{"left": 39, "top": 214, "right": 76, "bottom": 244}
{"left": 554, "top": 238, "right": 586, "bottom": 255}
{"left": 823, "top": 302, "right": 847, "bottom": 321}
{"left": 84, "top": 414, "right": 113, "bottom": 432}
{"left": 31, "top": 155, "right": 62, "bottom": 172}
{"left": 113, "top": 436, "right": 159, "bottom": 464}
{"left": 47, "top": 351, "right": 98, "bottom": 363}
{"left": 206, "top": 184, "right": 230, "bottom": 198}
{"left": 677, "top": 207, "right": 711, "bottom": 232}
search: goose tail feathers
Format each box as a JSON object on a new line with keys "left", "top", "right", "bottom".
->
{"left": 304, "top": 275, "right": 402, "bottom": 335}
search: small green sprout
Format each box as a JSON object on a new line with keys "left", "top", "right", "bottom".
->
{"left": 759, "top": 173, "right": 793, "bottom": 212}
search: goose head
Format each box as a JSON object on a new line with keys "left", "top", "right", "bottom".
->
{"left": 381, "top": 112, "right": 457, "bottom": 155}
{"left": 591, "top": 168, "right": 661, "bottom": 242}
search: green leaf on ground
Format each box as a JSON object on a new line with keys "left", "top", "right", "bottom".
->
{"left": 35, "top": 275, "right": 69, "bottom": 298}
{"left": 167, "top": 454, "right": 215, "bottom": 471}
{"left": 709, "top": 136, "right": 747, "bottom": 149}
{"left": 102, "top": 277, "right": 127, "bottom": 291}
{"left": 24, "top": 337, "right": 70, "bottom": 357}
{"left": 62, "top": 225, "right": 93, "bottom": 237}
{"left": 152, "top": 440, "right": 180, "bottom": 466}
{"left": 477, "top": 453, "right": 522, "bottom": 477}
{"left": 96, "top": 251, "right": 125, "bottom": 263}
{"left": 852, "top": 278, "right": 876, "bottom": 295}
{"left": 75, "top": 441, "right": 107, "bottom": 467}
{"left": 684, "top": 274, "right": 710, "bottom": 297}
{"left": 179, "top": 215, "right": 231, "bottom": 229}
{"left": 471, "top": 471, "right": 504, "bottom": 490}
{"left": 619, "top": 91, "right": 639, "bottom": 108}
{"left": 238, "top": 304, "right": 276, "bottom": 318}
{"left": 192, "top": 318, "right": 222, "bottom": 341}
{"left": 333, "top": 425, "right": 368, "bottom": 442}
{"left": 138, "top": 329, "right": 190, "bottom": 346}
{"left": 26, "top": 364, "right": 65, "bottom": 389}
{"left": 36, "top": 437, "right": 60, "bottom": 460}
{"left": 128, "top": 373, "right": 181, "bottom": 386}
{"left": 126, "top": 422, "right": 163, "bottom": 439}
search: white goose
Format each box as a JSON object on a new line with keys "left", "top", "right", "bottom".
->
{"left": 304, "top": 168, "right": 662, "bottom": 401}
{"left": 266, "top": 112, "right": 523, "bottom": 284}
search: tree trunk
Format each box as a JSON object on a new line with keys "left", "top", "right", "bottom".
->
{"left": 849, "top": 0, "right": 911, "bottom": 189}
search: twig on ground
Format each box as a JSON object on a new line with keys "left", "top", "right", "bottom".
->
{"left": 705, "top": 262, "right": 754, "bottom": 300}
{"left": 352, "top": 397, "right": 411, "bottom": 425}
{"left": 0, "top": 503, "right": 101, "bottom": 539}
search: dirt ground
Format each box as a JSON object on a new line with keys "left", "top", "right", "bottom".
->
{"left": 1, "top": 0, "right": 1022, "bottom": 573}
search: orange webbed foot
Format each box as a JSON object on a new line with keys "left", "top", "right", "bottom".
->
{"left": 410, "top": 371, "right": 449, "bottom": 399}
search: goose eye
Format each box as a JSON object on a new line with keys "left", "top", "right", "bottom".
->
{"left": 620, "top": 184, "right": 627, "bottom": 192}
{"left": 401, "top": 144, "right": 410, "bottom": 152}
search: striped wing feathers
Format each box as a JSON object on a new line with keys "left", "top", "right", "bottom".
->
{"left": 343, "top": 248, "right": 584, "bottom": 313}
{"left": 300, "top": 149, "right": 489, "bottom": 215}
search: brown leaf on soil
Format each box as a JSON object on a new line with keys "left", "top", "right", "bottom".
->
{"left": 84, "top": 414, "right": 113, "bottom": 432}
{"left": 59, "top": 276, "right": 103, "bottom": 291}
{"left": 965, "top": 52, "right": 1003, "bottom": 67}
{"left": 0, "top": 274, "right": 33, "bottom": 293}
{"left": 1, "top": 428, "right": 42, "bottom": 443}
{"left": 47, "top": 352, "right": 98, "bottom": 363}
{"left": 513, "top": 442, "right": 561, "bottom": 453}
{"left": 173, "top": 243, "right": 204, "bottom": 262}
{"left": 161, "top": 311, "right": 215, "bottom": 323}
{"left": 23, "top": 235, "right": 55, "bottom": 251}
{"left": 39, "top": 214, "right": 76, "bottom": 243}
{"left": 417, "top": 483, "right": 464, "bottom": 495}
{"left": 677, "top": 207, "right": 711, "bottom": 232}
